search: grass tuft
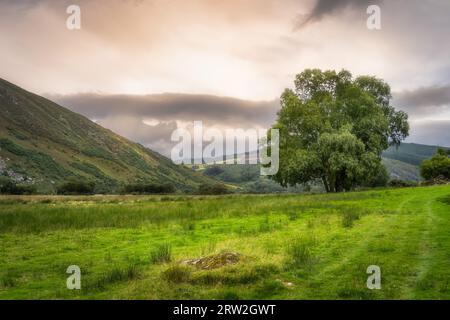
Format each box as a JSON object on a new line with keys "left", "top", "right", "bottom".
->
{"left": 342, "top": 212, "right": 360, "bottom": 228}
{"left": 85, "top": 264, "right": 141, "bottom": 291}
{"left": 285, "top": 235, "right": 317, "bottom": 268}
{"left": 162, "top": 265, "right": 191, "bottom": 283}
{"left": 149, "top": 243, "right": 172, "bottom": 264}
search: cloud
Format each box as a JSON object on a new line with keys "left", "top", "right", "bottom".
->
{"left": 393, "top": 85, "right": 450, "bottom": 119}
{"left": 96, "top": 115, "right": 178, "bottom": 153}
{"left": 407, "top": 120, "right": 450, "bottom": 147}
{"left": 50, "top": 93, "right": 280, "bottom": 155}
{"left": 296, "top": 0, "right": 382, "bottom": 28}
{"left": 52, "top": 93, "right": 279, "bottom": 128}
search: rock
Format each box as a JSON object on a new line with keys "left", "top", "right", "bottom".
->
{"left": 276, "top": 279, "right": 295, "bottom": 289}
{"left": 421, "top": 175, "right": 450, "bottom": 186}
{"left": 181, "top": 252, "right": 241, "bottom": 270}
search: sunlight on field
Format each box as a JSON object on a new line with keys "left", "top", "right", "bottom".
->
{"left": 0, "top": 186, "right": 449, "bottom": 299}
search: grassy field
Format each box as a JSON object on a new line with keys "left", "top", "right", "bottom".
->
{"left": 0, "top": 185, "right": 449, "bottom": 300}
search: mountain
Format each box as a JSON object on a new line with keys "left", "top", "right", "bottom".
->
{"left": 0, "top": 78, "right": 214, "bottom": 193}
{"left": 382, "top": 142, "right": 449, "bottom": 166}
{"left": 381, "top": 158, "right": 420, "bottom": 181}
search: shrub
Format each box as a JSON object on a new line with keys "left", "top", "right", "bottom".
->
{"left": 123, "top": 183, "right": 175, "bottom": 194}
{"left": 388, "top": 179, "right": 417, "bottom": 188}
{"left": 57, "top": 178, "right": 95, "bottom": 195}
{"left": 0, "top": 176, "right": 36, "bottom": 195}
{"left": 420, "top": 148, "right": 450, "bottom": 180}
{"left": 197, "top": 183, "right": 230, "bottom": 195}
{"left": 203, "top": 165, "right": 224, "bottom": 176}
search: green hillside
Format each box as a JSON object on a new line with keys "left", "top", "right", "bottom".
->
{"left": 0, "top": 78, "right": 213, "bottom": 193}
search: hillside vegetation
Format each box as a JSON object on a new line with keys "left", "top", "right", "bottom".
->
{"left": 0, "top": 185, "right": 449, "bottom": 299}
{"left": 0, "top": 79, "right": 213, "bottom": 193}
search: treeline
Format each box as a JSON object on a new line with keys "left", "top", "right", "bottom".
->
{"left": 0, "top": 176, "right": 36, "bottom": 195}
{"left": 122, "top": 183, "right": 175, "bottom": 194}
{"left": 0, "top": 175, "right": 232, "bottom": 196}
{"left": 56, "top": 178, "right": 177, "bottom": 195}
{"left": 55, "top": 179, "right": 231, "bottom": 195}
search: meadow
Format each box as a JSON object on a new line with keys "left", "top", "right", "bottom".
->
{"left": 0, "top": 185, "right": 449, "bottom": 300}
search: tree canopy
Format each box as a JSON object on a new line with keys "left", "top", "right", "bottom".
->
{"left": 420, "top": 148, "right": 450, "bottom": 180}
{"left": 271, "top": 69, "right": 409, "bottom": 192}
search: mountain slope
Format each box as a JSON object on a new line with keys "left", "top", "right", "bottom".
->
{"left": 382, "top": 142, "right": 449, "bottom": 166}
{"left": 382, "top": 157, "right": 421, "bottom": 181}
{"left": 0, "top": 78, "right": 213, "bottom": 193}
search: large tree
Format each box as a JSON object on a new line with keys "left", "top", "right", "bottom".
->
{"left": 271, "top": 69, "right": 409, "bottom": 192}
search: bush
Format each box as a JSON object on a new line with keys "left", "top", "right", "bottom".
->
{"left": 203, "top": 165, "right": 225, "bottom": 176}
{"left": 196, "top": 183, "right": 230, "bottom": 195}
{"left": 57, "top": 178, "right": 95, "bottom": 195}
{"left": 123, "top": 183, "right": 175, "bottom": 194}
{"left": 0, "top": 176, "right": 36, "bottom": 195}
{"left": 388, "top": 179, "right": 417, "bottom": 188}
{"left": 420, "top": 148, "right": 450, "bottom": 180}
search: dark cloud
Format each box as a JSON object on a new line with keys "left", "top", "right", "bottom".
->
{"left": 407, "top": 120, "right": 450, "bottom": 147}
{"left": 50, "top": 93, "right": 279, "bottom": 155}
{"left": 296, "top": 0, "right": 382, "bottom": 28}
{"left": 96, "top": 115, "right": 178, "bottom": 154}
{"left": 393, "top": 85, "right": 450, "bottom": 118}
{"left": 51, "top": 93, "right": 279, "bottom": 128}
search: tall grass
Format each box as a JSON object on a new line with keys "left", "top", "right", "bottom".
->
{"left": 342, "top": 212, "right": 360, "bottom": 228}
{"left": 0, "top": 192, "right": 377, "bottom": 234}
{"left": 84, "top": 264, "right": 141, "bottom": 291}
{"left": 285, "top": 235, "right": 317, "bottom": 268}
{"left": 149, "top": 243, "right": 172, "bottom": 264}
{"left": 162, "top": 265, "right": 191, "bottom": 283}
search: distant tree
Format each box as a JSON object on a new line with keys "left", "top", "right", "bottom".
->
{"left": 0, "top": 176, "right": 16, "bottom": 194}
{"left": 57, "top": 178, "right": 95, "bottom": 195}
{"left": 420, "top": 148, "right": 450, "bottom": 180}
{"left": 0, "top": 176, "right": 36, "bottom": 195}
{"left": 203, "top": 165, "right": 225, "bottom": 177}
{"left": 270, "top": 69, "right": 409, "bottom": 192}
{"left": 197, "top": 183, "right": 230, "bottom": 195}
{"left": 388, "top": 179, "right": 417, "bottom": 188}
{"left": 123, "top": 183, "right": 175, "bottom": 194}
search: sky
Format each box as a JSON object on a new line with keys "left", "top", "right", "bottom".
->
{"left": 0, "top": 0, "right": 449, "bottom": 154}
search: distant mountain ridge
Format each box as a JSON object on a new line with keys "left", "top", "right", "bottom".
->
{"left": 0, "top": 78, "right": 214, "bottom": 193}
{"left": 382, "top": 143, "right": 449, "bottom": 166}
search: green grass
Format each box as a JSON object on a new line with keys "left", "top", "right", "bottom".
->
{"left": 0, "top": 185, "right": 449, "bottom": 299}
{"left": 149, "top": 243, "right": 172, "bottom": 264}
